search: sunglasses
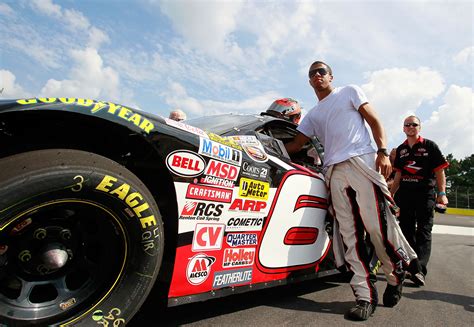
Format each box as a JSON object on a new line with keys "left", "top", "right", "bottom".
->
{"left": 404, "top": 123, "right": 419, "bottom": 127}
{"left": 308, "top": 67, "right": 329, "bottom": 78}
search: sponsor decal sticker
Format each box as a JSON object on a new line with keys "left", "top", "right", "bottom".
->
{"left": 166, "top": 150, "right": 206, "bottom": 177}
{"left": 241, "top": 161, "right": 269, "bottom": 180}
{"left": 239, "top": 178, "right": 269, "bottom": 200}
{"left": 208, "top": 132, "right": 242, "bottom": 150}
{"left": 187, "top": 253, "right": 216, "bottom": 285}
{"left": 226, "top": 217, "right": 264, "bottom": 231}
{"left": 230, "top": 135, "right": 268, "bottom": 163}
{"left": 164, "top": 118, "right": 208, "bottom": 138}
{"left": 229, "top": 198, "right": 266, "bottom": 213}
{"left": 213, "top": 268, "right": 253, "bottom": 288}
{"left": 186, "top": 184, "right": 233, "bottom": 203}
{"left": 180, "top": 202, "right": 223, "bottom": 222}
{"left": 226, "top": 233, "right": 258, "bottom": 247}
{"left": 198, "top": 159, "right": 240, "bottom": 189}
{"left": 222, "top": 248, "right": 255, "bottom": 268}
{"left": 192, "top": 223, "right": 225, "bottom": 251}
{"left": 199, "top": 138, "right": 242, "bottom": 166}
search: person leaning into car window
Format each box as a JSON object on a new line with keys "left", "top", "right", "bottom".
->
{"left": 169, "top": 109, "right": 186, "bottom": 121}
{"left": 285, "top": 60, "right": 418, "bottom": 321}
{"left": 265, "top": 98, "right": 302, "bottom": 124}
{"left": 390, "top": 115, "right": 449, "bottom": 287}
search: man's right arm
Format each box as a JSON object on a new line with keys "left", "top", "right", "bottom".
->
{"left": 285, "top": 132, "right": 310, "bottom": 154}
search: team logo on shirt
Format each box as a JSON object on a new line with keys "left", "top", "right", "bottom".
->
{"left": 404, "top": 161, "right": 422, "bottom": 174}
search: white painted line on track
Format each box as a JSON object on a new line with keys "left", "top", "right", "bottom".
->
{"left": 432, "top": 225, "right": 474, "bottom": 236}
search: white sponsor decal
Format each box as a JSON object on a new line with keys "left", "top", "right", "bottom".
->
{"left": 186, "top": 253, "right": 216, "bottom": 285}
{"left": 166, "top": 150, "right": 206, "bottom": 177}
{"left": 226, "top": 233, "right": 258, "bottom": 247}
{"left": 199, "top": 138, "right": 242, "bottom": 166}
{"left": 226, "top": 217, "right": 264, "bottom": 231}
{"left": 165, "top": 118, "right": 208, "bottom": 138}
{"left": 222, "top": 248, "right": 255, "bottom": 268}
{"left": 192, "top": 224, "right": 225, "bottom": 251}
{"left": 213, "top": 268, "right": 253, "bottom": 288}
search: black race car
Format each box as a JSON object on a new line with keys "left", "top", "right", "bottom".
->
{"left": 0, "top": 98, "right": 335, "bottom": 326}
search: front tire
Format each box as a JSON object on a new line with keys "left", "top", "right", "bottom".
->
{"left": 0, "top": 149, "right": 164, "bottom": 326}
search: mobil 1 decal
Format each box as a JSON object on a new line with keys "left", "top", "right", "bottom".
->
{"left": 240, "top": 161, "right": 269, "bottom": 181}
{"left": 199, "top": 137, "right": 242, "bottom": 166}
{"left": 229, "top": 135, "right": 268, "bottom": 163}
{"left": 166, "top": 150, "right": 206, "bottom": 177}
{"left": 199, "top": 159, "right": 240, "bottom": 189}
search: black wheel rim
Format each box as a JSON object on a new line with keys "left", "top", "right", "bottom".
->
{"left": 0, "top": 199, "right": 127, "bottom": 323}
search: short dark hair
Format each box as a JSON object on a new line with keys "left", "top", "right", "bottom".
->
{"left": 309, "top": 61, "right": 333, "bottom": 75}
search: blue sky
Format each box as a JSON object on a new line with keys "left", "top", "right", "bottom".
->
{"left": 1, "top": 0, "right": 472, "bottom": 159}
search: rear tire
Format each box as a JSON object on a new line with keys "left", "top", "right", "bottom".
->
{"left": 0, "top": 149, "right": 164, "bottom": 326}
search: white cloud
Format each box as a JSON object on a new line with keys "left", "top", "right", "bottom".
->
{"left": 453, "top": 46, "right": 474, "bottom": 65}
{"left": 0, "top": 70, "right": 30, "bottom": 98}
{"left": 30, "top": 0, "right": 61, "bottom": 17}
{"left": 0, "top": 3, "right": 14, "bottom": 16}
{"left": 63, "top": 8, "right": 90, "bottom": 31}
{"left": 40, "top": 48, "right": 120, "bottom": 100}
{"left": 361, "top": 67, "right": 446, "bottom": 144}
{"left": 161, "top": 81, "right": 280, "bottom": 117}
{"left": 422, "top": 85, "right": 473, "bottom": 159}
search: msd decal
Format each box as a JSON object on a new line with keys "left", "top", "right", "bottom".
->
{"left": 199, "top": 159, "right": 240, "bottom": 189}
{"left": 192, "top": 224, "right": 225, "bottom": 251}
{"left": 166, "top": 150, "right": 206, "bottom": 177}
{"left": 186, "top": 184, "right": 233, "bottom": 203}
{"left": 222, "top": 248, "right": 255, "bottom": 268}
{"left": 186, "top": 253, "right": 216, "bottom": 285}
{"left": 199, "top": 138, "right": 242, "bottom": 166}
{"left": 229, "top": 198, "right": 266, "bottom": 213}
{"left": 226, "top": 233, "right": 258, "bottom": 247}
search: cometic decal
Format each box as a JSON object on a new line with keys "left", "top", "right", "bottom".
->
{"left": 166, "top": 150, "right": 206, "bottom": 177}
{"left": 16, "top": 98, "right": 154, "bottom": 134}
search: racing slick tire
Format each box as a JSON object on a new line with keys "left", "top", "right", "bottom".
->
{"left": 0, "top": 149, "right": 164, "bottom": 326}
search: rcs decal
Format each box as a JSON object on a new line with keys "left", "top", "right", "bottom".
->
{"left": 257, "top": 171, "right": 329, "bottom": 273}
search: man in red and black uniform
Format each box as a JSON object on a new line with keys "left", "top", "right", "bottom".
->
{"left": 391, "top": 115, "right": 449, "bottom": 286}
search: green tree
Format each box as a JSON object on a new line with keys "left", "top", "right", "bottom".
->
{"left": 445, "top": 154, "right": 474, "bottom": 208}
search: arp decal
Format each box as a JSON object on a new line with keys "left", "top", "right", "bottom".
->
{"left": 229, "top": 198, "right": 267, "bottom": 213}
{"left": 238, "top": 178, "right": 269, "bottom": 200}
{"left": 199, "top": 159, "right": 240, "bottom": 189}
{"left": 186, "top": 184, "right": 233, "bottom": 203}
{"left": 95, "top": 175, "right": 156, "bottom": 229}
{"left": 180, "top": 202, "right": 223, "bottom": 222}
{"left": 240, "top": 161, "right": 269, "bottom": 181}
{"left": 199, "top": 138, "right": 242, "bottom": 166}
{"left": 192, "top": 223, "right": 225, "bottom": 251}
{"left": 17, "top": 98, "right": 154, "bottom": 134}
{"left": 226, "top": 217, "right": 264, "bottom": 231}
{"left": 164, "top": 118, "right": 208, "bottom": 138}
{"left": 213, "top": 268, "right": 252, "bottom": 288}
{"left": 166, "top": 150, "right": 206, "bottom": 177}
{"left": 187, "top": 253, "right": 216, "bottom": 285}
{"left": 226, "top": 233, "right": 258, "bottom": 247}
{"left": 222, "top": 248, "right": 255, "bottom": 268}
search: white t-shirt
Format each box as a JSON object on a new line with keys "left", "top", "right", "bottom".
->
{"left": 297, "top": 85, "right": 375, "bottom": 168}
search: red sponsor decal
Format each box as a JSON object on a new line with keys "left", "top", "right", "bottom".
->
{"left": 192, "top": 224, "right": 225, "bottom": 251}
{"left": 229, "top": 198, "right": 267, "bottom": 212}
{"left": 181, "top": 202, "right": 223, "bottom": 218}
{"left": 204, "top": 159, "right": 240, "bottom": 181}
{"left": 186, "top": 253, "right": 216, "bottom": 285}
{"left": 186, "top": 184, "right": 233, "bottom": 203}
{"left": 223, "top": 248, "right": 255, "bottom": 268}
{"left": 166, "top": 150, "right": 206, "bottom": 177}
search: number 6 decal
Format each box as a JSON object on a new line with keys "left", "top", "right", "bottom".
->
{"left": 257, "top": 170, "right": 330, "bottom": 273}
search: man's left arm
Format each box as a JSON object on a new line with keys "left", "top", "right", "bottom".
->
{"left": 435, "top": 169, "right": 448, "bottom": 205}
{"left": 359, "top": 103, "right": 392, "bottom": 179}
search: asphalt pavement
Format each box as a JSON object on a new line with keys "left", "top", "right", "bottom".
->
{"left": 130, "top": 213, "right": 474, "bottom": 326}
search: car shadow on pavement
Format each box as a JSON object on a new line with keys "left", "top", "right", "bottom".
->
{"left": 404, "top": 290, "right": 474, "bottom": 312}
{"left": 129, "top": 274, "right": 350, "bottom": 326}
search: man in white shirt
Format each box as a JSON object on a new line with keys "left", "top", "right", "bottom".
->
{"left": 286, "top": 61, "right": 415, "bottom": 321}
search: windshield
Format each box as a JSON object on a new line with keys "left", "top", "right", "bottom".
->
{"left": 186, "top": 114, "right": 263, "bottom": 135}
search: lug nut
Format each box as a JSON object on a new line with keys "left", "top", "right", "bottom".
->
{"left": 19, "top": 250, "right": 32, "bottom": 262}
{"left": 33, "top": 228, "right": 47, "bottom": 240}
{"left": 60, "top": 229, "right": 72, "bottom": 240}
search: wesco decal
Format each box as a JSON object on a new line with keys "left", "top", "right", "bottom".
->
{"left": 199, "top": 138, "right": 242, "bottom": 166}
{"left": 222, "top": 248, "right": 255, "bottom": 268}
{"left": 166, "top": 150, "right": 206, "bottom": 177}
{"left": 226, "top": 233, "right": 258, "bottom": 247}
{"left": 187, "top": 253, "right": 216, "bottom": 285}
{"left": 192, "top": 223, "right": 225, "bottom": 251}
{"left": 186, "top": 184, "right": 233, "bottom": 203}
{"left": 213, "top": 268, "right": 252, "bottom": 288}
{"left": 229, "top": 199, "right": 266, "bottom": 213}
{"left": 239, "top": 178, "right": 269, "bottom": 200}
{"left": 95, "top": 175, "right": 156, "bottom": 229}
{"left": 17, "top": 98, "right": 154, "bottom": 134}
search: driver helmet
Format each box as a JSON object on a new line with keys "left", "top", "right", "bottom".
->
{"left": 266, "top": 98, "right": 302, "bottom": 124}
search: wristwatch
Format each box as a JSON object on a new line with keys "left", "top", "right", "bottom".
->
{"left": 377, "top": 148, "right": 389, "bottom": 157}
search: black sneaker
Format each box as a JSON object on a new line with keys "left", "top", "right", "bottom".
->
{"left": 347, "top": 300, "right": 377, "bottom": 321}
{"left": 410, "top": 272, "right": 425, "bottom": 286}
{"left": 383, "top": 283, "right": 403, "bottom": 307}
